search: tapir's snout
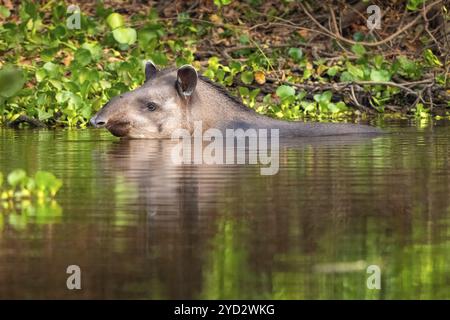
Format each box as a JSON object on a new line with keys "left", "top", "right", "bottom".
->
{"left": 90, "top": 113, "right": 108, "bottom": 128}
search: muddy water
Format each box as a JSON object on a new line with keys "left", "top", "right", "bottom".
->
{"left": 0, "top": 120, "right": 449, "bottom": 299}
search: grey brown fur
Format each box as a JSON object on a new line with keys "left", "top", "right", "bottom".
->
{"left": 90, "top": 63, "right": 383, "bottom": 138}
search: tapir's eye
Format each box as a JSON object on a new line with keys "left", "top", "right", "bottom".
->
{"left": 146, "top": 102, "right": 158, "bottom": 111}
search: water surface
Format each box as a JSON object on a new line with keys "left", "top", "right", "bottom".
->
{"left": 0, "top": 120, "right": 449, "bottom": 299}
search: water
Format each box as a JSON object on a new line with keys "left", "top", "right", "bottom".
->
{"left": 0, "top": 120, "right": 449, "bottom": 299}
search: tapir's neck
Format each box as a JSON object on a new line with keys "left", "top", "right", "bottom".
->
{"left": 189, "top": 79, "right": 263, "bottom": 129}
{"left": 189, "top": 78, "right": 382, "bottom": 137}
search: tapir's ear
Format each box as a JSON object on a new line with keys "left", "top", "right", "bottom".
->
{"left": 176, "top": 65, "right": 198, "bottom": 97}
{"left": 144, "top": 60, "right": 158, "bottom": 82}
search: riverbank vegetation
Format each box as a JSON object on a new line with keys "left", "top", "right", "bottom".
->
{"left": 0, "top": 0, "right": 448, "bottom": 128}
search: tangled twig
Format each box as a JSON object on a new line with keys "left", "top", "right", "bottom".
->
{"left": 299, "top": 0, "right": 444, "bottom": 47}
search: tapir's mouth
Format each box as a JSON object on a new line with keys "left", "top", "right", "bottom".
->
{"left": 106, "top": 121, "right": 132, "bottom": 137}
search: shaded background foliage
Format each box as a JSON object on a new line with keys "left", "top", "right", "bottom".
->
{"left": 0, "top": 0, "right": 448, "bottom": 128}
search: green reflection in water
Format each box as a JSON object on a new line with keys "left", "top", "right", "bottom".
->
{"left": 199, "top": 127, "right": 450, "bottom": 300}
{"left": 1, "top": 200, "right": 62, "bottom": 231}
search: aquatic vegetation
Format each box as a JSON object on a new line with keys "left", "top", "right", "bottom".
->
{"left": 0, "top": 169, "right": 62, "bottom": 202}
{"left": 0, "top": 169, "right": 63, "bottom": 230}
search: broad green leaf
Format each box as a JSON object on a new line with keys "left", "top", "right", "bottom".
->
{"left": 340, "top": 71, "right": 353, "bottom": 82}
{"left": 327, "top": 66, "right": 339, "bottom": 77}
{"left": 106, "top": 13, "right": 124, "bottom": 29}
{"left": 372, "top": 55, "right": 385, "bottom": 69}
{"left": 240, "top": 71, "right": 254, "bottom": 85}
{"left": 112, "top": 27, "right": 137, "bottom": 45}
{"left": 35, "top": 69, "right": 47, "bottom": 82}
{"left": 336, "top": 101, "right": 348, "bottom": 111}
{"left": 322, "top": 91, "right": 332, "bottom": 102}
{"left": 0, "top": 66, "right": 25, "bottom": 98}
{"left": 239, "top": 86, "right": 249, "bottom": 97}
{"left": 149, "top": 51, "right": 168, "bottom": 65}
{"left": 288, "top": 48, "right": 303, "bottom": 62}
{"left": 0, "top": 5, "right": 11, "bottom": 18}
{"left": 314, "top": 91, "right": 332, "bottom": 103}
{"left": 276, "top": 85, "right": 295, "bottom": 100}
{"left": 351, "top": 44, "right": 366, "bottom": 57}
{"left": 353, "top": 32, "right": 365, "bottom": 42}
{"left": 407, "top": 0, "right": 425, "bottom": 11}
{"left": 35, "top": 171, "right": 54, "bottom": 190}
{"left": 395, "top": 56, "right": 422, "bottom": 79}
{"left": 7, "top": 169, "right": 26, "bottom": 187}
{"left": 38, "top": 109, "right": 53, "bottom": 121}
{"left": 347, "top": 63, "right": 364, "bottom": 80}
{"left": 423, "top": 49, "right": 442, "bottom": 67}
{"left": 74, "top": 48, "right": 92, "bottom": 66}
{"left": 203, "top": 69, "right": 215, "bottom": 79}
{"left": 81, "top": 42, "right": 102, "bottom": 61}
{"left": 370, "top": 69, "right": 391, "bottom": 82}
{"left": 43, "top": 62, "right": 59, "bottom": 77}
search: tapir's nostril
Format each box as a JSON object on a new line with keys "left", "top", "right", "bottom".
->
{"left": 90, "top": 115, "right": 107, "bottom": 128}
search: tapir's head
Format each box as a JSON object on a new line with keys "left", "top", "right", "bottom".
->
{"left": 90, "top": 62, "right": 198, "bottom": 138}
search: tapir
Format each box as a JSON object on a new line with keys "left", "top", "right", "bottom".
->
{"left": 90, "top": 62, "right": 382, "bottom": 138}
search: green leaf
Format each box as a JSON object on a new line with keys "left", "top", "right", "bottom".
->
{"left": 239, "top": 86, "right": 249, "bottom": 97}
{"left": 346, "top": 63, "right": 364, "bottom": 80}
{"left": 203, "top": 69, "right": 215, "bottom": 80}
{"left": 35, "top": 69, "right": 47, "bottom": 82}
{"left": 0, "top": 5, "right": 11, "bottom": 18}
{"left": 43, "top": 62, "right": 59, "bottom": 77}
{"left": 276, "top": 85, "right": 295, "bottom": 100}
{"left": 423, "top": 49, "right": 442, "bottom": 67}
{"left": 52, "top": 25, "right": 66, "bottom": 39}
{"left": 34, "top": 171, "right": 62, "bottom": 196}
{"left": 327, "top": 66, "right": 339, "bottom": 77}
{"left": 113, "top": 27, "right": 137, "bottom": 45}
{"left": 149, "top": 51, "right": 168, "bottom": 65}
{"left": 214, "top": 0, "right": 232, "bottom": 8}
{"left": 407, "top": 0, "right": 425, "bottom": 11}
{"left": 395, "top": 56, "right": 422, "bottom": 79}
{"left": 372, "top": 55, "right": 385, "bottom": 69}
{"left": 240, "top": 71, "right": 254, "bottom": 85}
{"left": 216, "top": 69, "right": 225, "bottom": 82}
{"left": 314, "top": 91, "right": 332, "bottom": 103}
{"left": 74, "top": 48, "right": 92, "bottom": 67}
{"left": 249, "top": 88, "right": 260, "bottom": 100}
{"left": 336, "top": 101, "right": 348, "bottom": 112}
{"left": 35, "top": 171, "right": 54, "bottom": 190}
{"left": 0, "top": 66, "right": 25, "bottom": 98}
{"left": 353, "top": 32, "right": 365, "bottom": 42}
{"left": 340, "top": 71, "right": 354, "bottom": 82}
{"left": 302, "top": 68, "right": 312, "bottom": 80}
{"left": 81, "top": 42, "right": 102, "bottom": 61}
{"left": 301, "top": 101, "right": 316, "bottom": 112}
{"left": 7, "top": 169, "right": 26, "bottom": 187}
{"left": 370, "top": 69, "right": 391, "bottom": 82}
{"left": 351, "top": 44, "right": 366, "bottom": 57}
{"left": 38, "top": 109, "right": 53, "bottom": 121}
{"left": 239, "top": 34, "right": 249, "bottom": 44}
{"left": 106, "top": 13, "right": 124, "bottom": 30}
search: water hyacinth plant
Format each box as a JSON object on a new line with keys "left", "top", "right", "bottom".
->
{"left": 0, "top": 169, "right": 62, "bottom": 202}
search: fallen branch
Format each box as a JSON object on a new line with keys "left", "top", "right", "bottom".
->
{"left": 299, "top": 0, "right": 443, "bottom": 47}
{"left": 262, "top": 77, "right": 442, "bottom": 112}
{"left": 7, "top": 115, "right": 46, "bottom": 128}
{"left": 269, "top": 78, "right": 434, "bottom": 94}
